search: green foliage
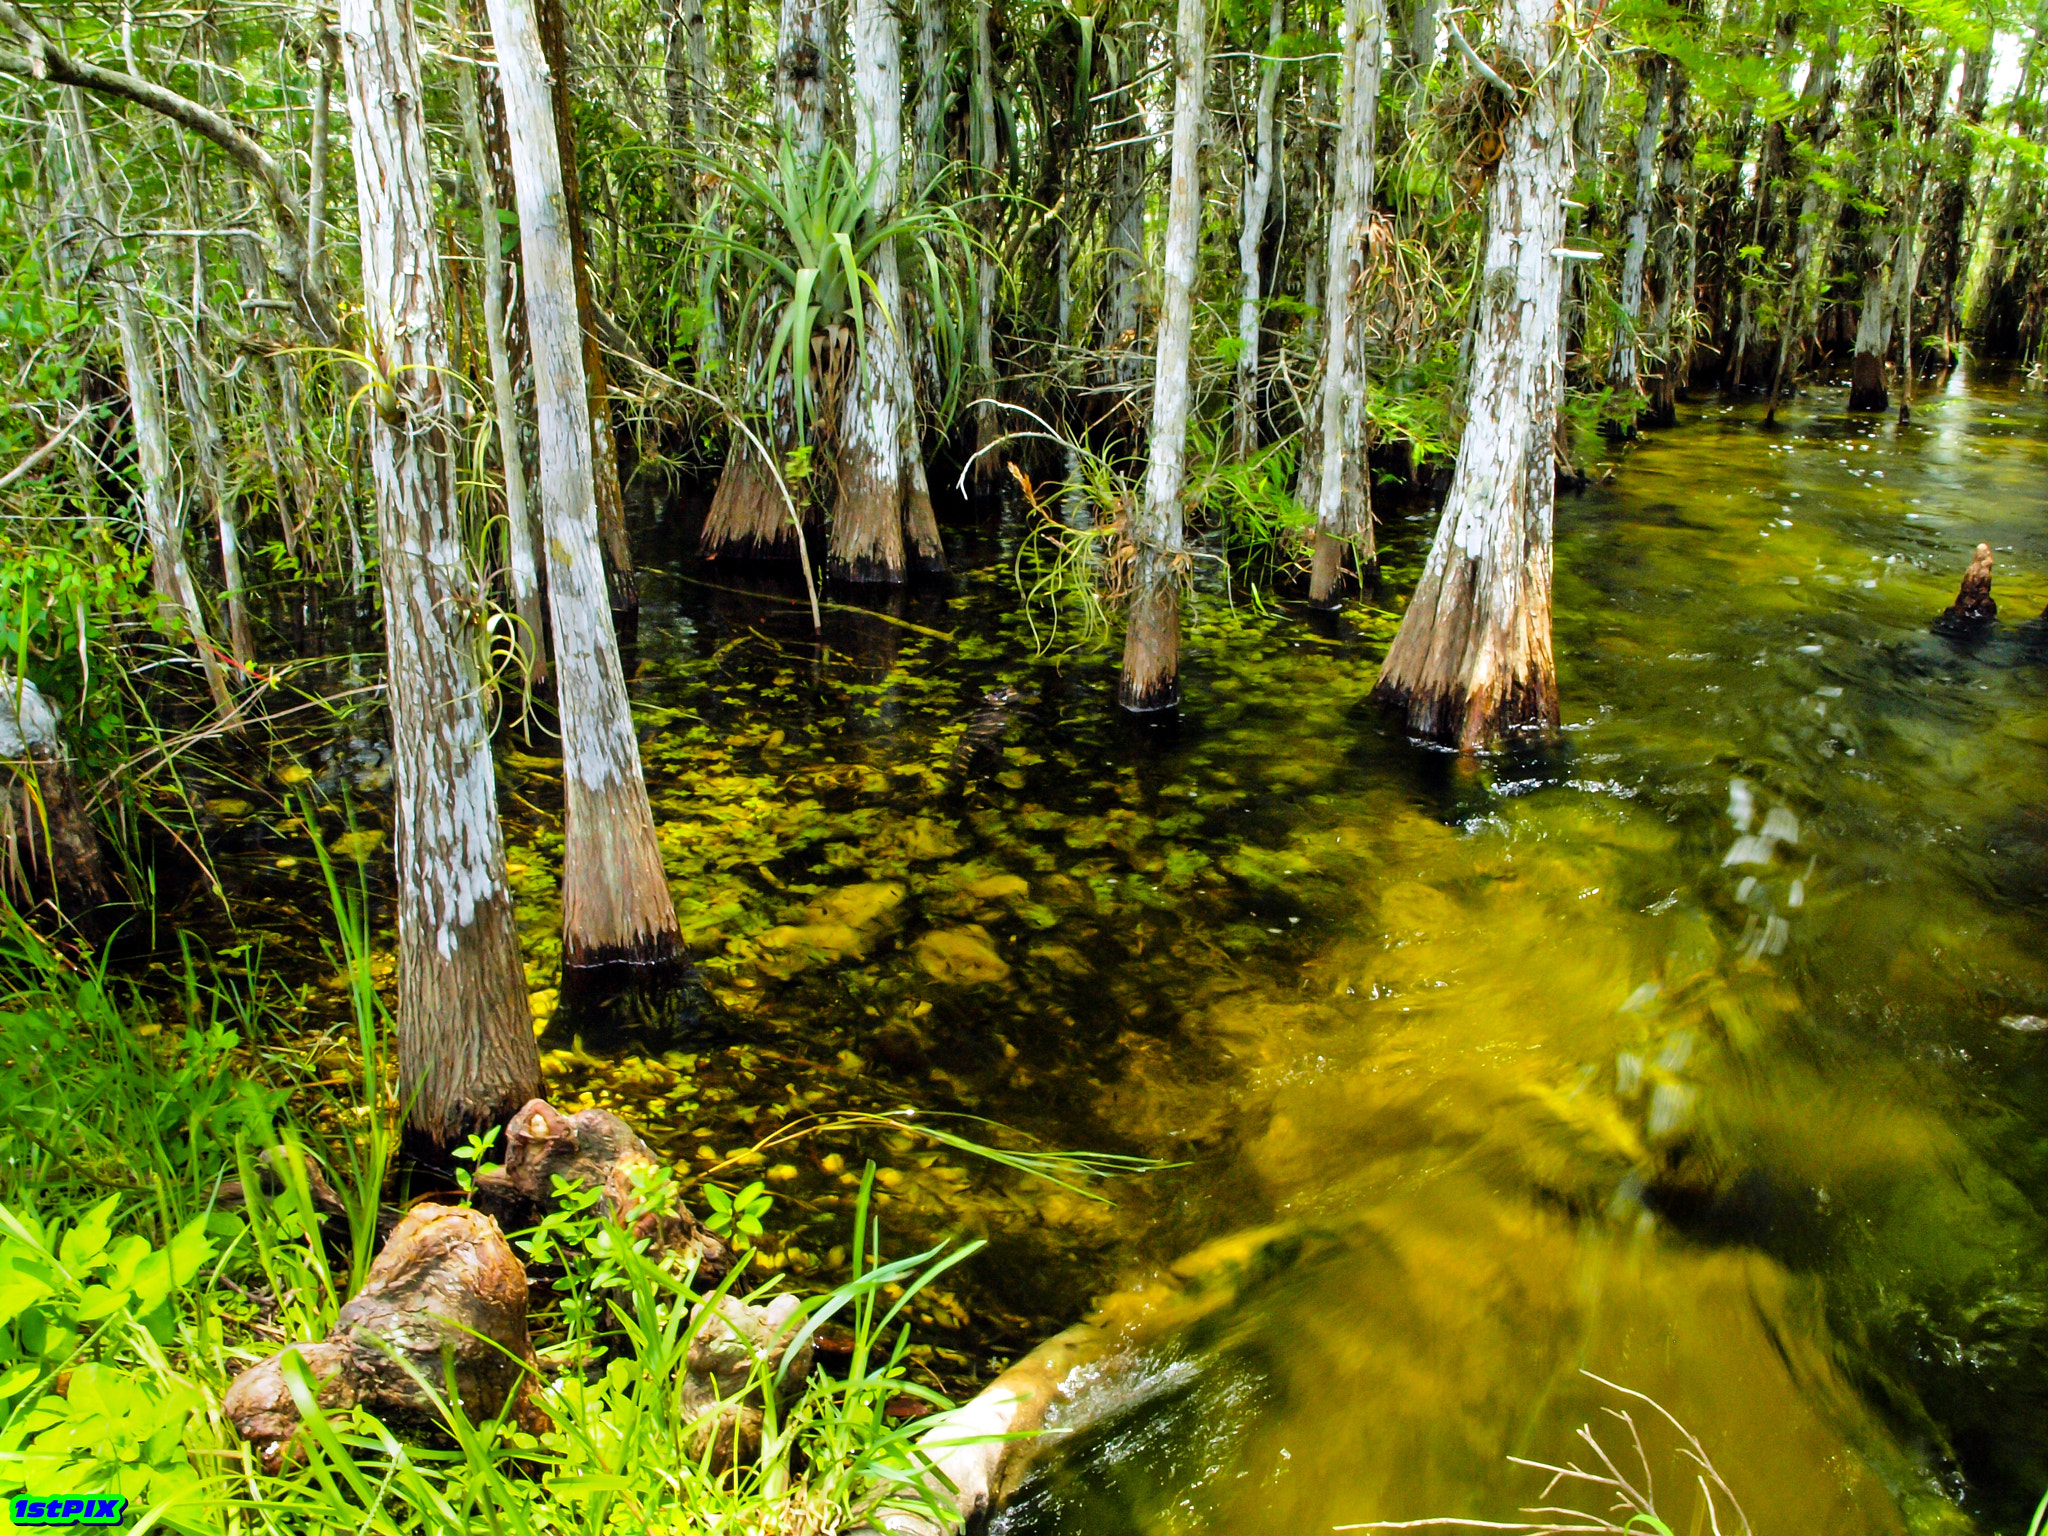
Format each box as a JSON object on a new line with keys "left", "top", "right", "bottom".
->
{"left": 0, "top": 1199, "right": 212, "bottom": 1514}
{"left": 706, "top": 142, "right": 977, "bottom": 445}
{"left": 700, "top": 1178, "right": 773, "bottom": 1241}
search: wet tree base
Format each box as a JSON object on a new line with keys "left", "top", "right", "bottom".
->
{"left": 1370, "top": 671, "right": 1560, "bottom": 753}
{"left": 1118, "top": 588, "right": 1181, "bottom": 713}
{"left": 1848, "top": 354, "right": 1889, "bottom": 412}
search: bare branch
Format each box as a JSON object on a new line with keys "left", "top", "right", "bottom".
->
{"left": 0, "top": 1, "right": 339, "bottom": 342}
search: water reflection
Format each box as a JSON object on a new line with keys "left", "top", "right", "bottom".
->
{"left": 561, "top": 374, "right": 2048, "bottom": 1531}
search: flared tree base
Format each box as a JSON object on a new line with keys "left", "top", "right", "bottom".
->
{"left": 1118, "top": 586, "right": 1181, "bottom": 713}
{"left": 702, "top": 442, "right": 802, "bottom": 561}
{"left": 1369, "top": 668, "right": 1560, "bottom": 754}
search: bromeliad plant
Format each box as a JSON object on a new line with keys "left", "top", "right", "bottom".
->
{"left": 707, "top": 141, "right": 978, "bottom": 454}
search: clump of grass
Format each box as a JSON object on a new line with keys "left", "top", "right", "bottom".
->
{"left": 1338, "top": 1372, "right": 1753, "bottom": 1536}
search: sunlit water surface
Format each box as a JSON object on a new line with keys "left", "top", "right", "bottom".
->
{"left": 205, "top": 371, "right": 2048, "bottom": 1534}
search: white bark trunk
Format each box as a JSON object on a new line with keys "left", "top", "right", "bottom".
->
{"left": 485, "top": 0, "right": 682, "bottom": 966}
{"left": 457, "top": 53, "right": 546, "bottom": 678}
{"left": 1309, "top": 0, "right": 1384, "bottom": 604}
{"left": 62, "top": 90, "right": 232, "bottom": 716}
{"left": 1118, "top": 0, "right": 1205, "bottom": 713}
{"left": 971, "top": 0, "right": 1000, "bottom": 472}
{"left": 1371, "top": 0, "right": 1575, "bottom": 749}
{"left": 830, "top": 0, "right": 943, "bottom": 581}
{"left": 776, "top": 0, "right": 829, "bottom": 158}
{"left": 336, "top": 0, "right": 539, "bottom": 1148}
{"left": 1608, "top": 54, "right": 1667, "bottom": 398}
{"left": 307, "top": 27, "right": 337, "bottom": 291}
{"left": 1234, "top": 0, "right": 1285, "bottom": 460}
{"left": 169, "top": 330, "right": 253, "bottom": 669}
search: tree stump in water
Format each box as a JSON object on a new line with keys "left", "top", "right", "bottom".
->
{"left": 1936, "top": 542, "right": 1996, "bottom": 629}
{"left": 0, "top": 672, "right": 115, "bottom": 932}
{"left": 224, "top": 1204, "right": 542, "bottom": 1469}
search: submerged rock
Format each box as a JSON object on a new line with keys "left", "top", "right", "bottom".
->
{"left": 915, "top": 926, "right": 1011, "bottom": 985}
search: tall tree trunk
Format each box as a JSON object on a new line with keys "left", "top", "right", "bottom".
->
{"left": 1763, "top": 24, "right": 1841, "bottom": 421}
{"left": 1892, "top": 46, "right": 1953, "bottom": 421}
{"left": 1370, "top": 0, "right": 1576, "bottom": 749}
{"left": 1847, "top": 9, "right": 1907, "bottom": 413}
{"left": 970, "top": 0, "right": 1001, "bottom": 484}
{"left": 486, "top": 0, "right": 684, "bottom": 969}
{"left": 457, "top": 36, "right": 546, "bottom": 680}
{"left": 829, "top": 0, "right": 946, "bottom": 583}
{"left": 169, "top": 331, "right": 253, "bottom": 670}
{"left": 664, "top": 0, "right": 706, "bottom": 212}
{"left": 62, "top": 91, "right": 233, "bottom": 716}
{"left": 1925, "top": 45, "right": 1990, "bottom": 365}
{"left": 1234, "top": 0, "right": 1285, "bottom": 461}
{"left": 1119, "top": 0, "right": 1205, "bottom": 713}
{"left": 1607, "top": 54, "right": 1668, "bottom": 410}
{"left": 307, "top": 24, "right": 337, "bottom": 296}
{"left": 1307, "top": 0, "right": 1384, "bottom": 607}
{"left": 535, "top": 0, "right": 638, "bottom": 616}
{"left": 1398, "top": 0, "right": 1439, "bottom": 125}
{"left": 914, "top": 0, "right": 948, "bottom": 194}
{"left": 703, "top": 0, "right": 829, "bottom": 562}
{"left": 666, "top": 0, "right": 725, "bottom": 363}
{"left": 776, "top": 0, "right": 829, "bottom": 160}
{"left": 1643, "top": 60, "right": 1693, "bottom": 428}
{"left": 335, "top": 0, "right": 541, "bottom": 1151}
{"left": 1101, "top": 82, "right": 1147, "bottom": 391}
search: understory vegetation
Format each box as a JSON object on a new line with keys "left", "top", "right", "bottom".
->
{"left": 0, "top": 901, "right": 1018, "bottom": 1533}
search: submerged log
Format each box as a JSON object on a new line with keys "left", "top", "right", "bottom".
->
{"left": 471, "top": 1097, "right": 732, "bottom": 1279}
{"left": 873, "top": 1223, "right": 1322, "bottom": 1535}
{"left": 0, "top": 671, "right": 115, "bottom": 929}
{"left": 225, "top": 1204, "right": 540, "bottom": 1469}
{"left": 1936, "top": 542, "right": 1996, "bottom": 629}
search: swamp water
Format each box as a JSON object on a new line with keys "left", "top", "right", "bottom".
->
{"left": 197, "top": 371, "right": 2048, "bottom": 1533}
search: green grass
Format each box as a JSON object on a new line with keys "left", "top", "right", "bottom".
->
{"left": 0, "top": 905, "right": 1003, "bottom": 1535}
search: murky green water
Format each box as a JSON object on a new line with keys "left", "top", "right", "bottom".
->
{"left": 200, "top": 371, "right": 2048, "bottom": 1532}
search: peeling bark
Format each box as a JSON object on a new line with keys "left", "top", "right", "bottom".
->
{"left": 486, "top": 0, "right": 682, "bottom": 971}
{"left": 1370, "top": 0, "right": 1575, "bottom": 750}
{"left": 1118, "top": 0, "right": 1205, "bottom": 713}
{"left": 536, "top": 0, "right": 637, "bottom": 617}
{"left": 338, "top": 0, "right": 541, "bottom": 1149}
{"left": 776, "top": 0, "right": 829, "bottom": 160}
